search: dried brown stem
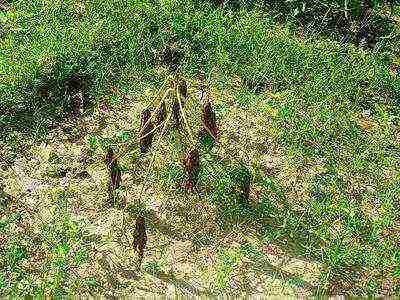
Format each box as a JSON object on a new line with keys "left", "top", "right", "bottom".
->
{"left": 112, "top": 88, "right": 173, "bottom": 163}
{"left": 176, "top": 83, "right": 195, "bottom": 145}
{"left": 137, "top": 109, "right": 173, "bottom": 203}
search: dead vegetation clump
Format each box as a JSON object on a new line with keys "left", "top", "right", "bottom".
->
{"left": 98, "top": 74, "right": 232, "bottom": 270}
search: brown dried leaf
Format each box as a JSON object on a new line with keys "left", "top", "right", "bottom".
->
{"left": 105, "top": 147, "right": 114, "bottom": 171}
{"left": 172, "top": 101, "right": 181, "bottom": 128}
{"left": 139, "top": 108, "right": 154, "bottom": 153}
{"left": 184, "top": 148, "right": 200, "bottom": 189}
{"left": 133, "top": 216, "right": 147, "bottom": 266}
{"left": 202, "top": 99, "right": 219, "bottom": 142}
{"left": 106, "top": 147, "right": 121, "bottom": 205}
{"left": 156, "top": 100, "right": 166, "bottom": 126}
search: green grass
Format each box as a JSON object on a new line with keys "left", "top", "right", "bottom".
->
{"left": 1, "top": 0, "right": 400, "bottom": 297}
{"left": 215, "top": 247, "right": 241, "bottom": 290}
{"left": 1, "top": 0, "right": 399, "bottom": 137}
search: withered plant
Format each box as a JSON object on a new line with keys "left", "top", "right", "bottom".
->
{"left": 105, "top": 74, "right": 224, "bottom": 262}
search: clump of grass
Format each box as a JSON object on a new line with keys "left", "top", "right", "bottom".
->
{"left": 230, "top": 162, "right": 252, "bottom": 206}
{"left": 215, "top": 247, "right": 241, "bottom": 290}
{"left": 0, "top": 205, "right": 98, "bottom": 296}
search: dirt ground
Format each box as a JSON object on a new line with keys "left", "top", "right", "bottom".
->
{"left": 0, "top": 81, "right": 323, "bottom": 297}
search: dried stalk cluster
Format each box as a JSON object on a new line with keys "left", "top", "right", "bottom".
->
{"left": 103, "top": 75, "right": 221, "bottom": 269}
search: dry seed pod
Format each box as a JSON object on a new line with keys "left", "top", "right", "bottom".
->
{"left": 106, "top": 147, "right": 121, "bottom": 205}
{"left": 106, "top": 147, "right": 114, "bottom": 171}
{"left": 202, "top": 99, "right": 219, "bottom": 142}
{"left": 133, "top": 215, "right": 147, "bottom": 267}
{"left": 108, "top": 162, "right": 121, "bottom": 205}
{"left": 156, "top": 100, "right": 166, "bottom": 126}
{"left": 184, "top": 148, "right": 200, "bottom": 189}
{"left": 172, "top": 101, "right": 181, "bottom": 128}
{"left": 139, "top": 108, "right": 154, "bottom": 153}
{"left": 110, "top": 165, "right": 121, "bottom": 191}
